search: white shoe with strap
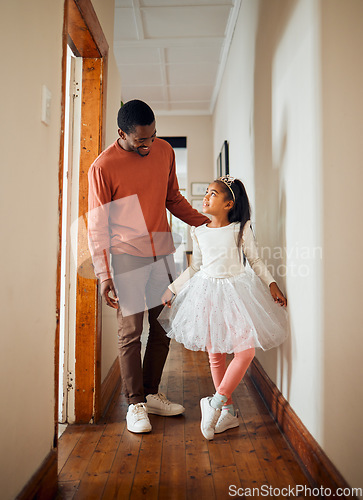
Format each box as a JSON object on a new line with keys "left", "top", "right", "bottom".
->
{"left": 146, "top": 392, "right": 185, "bottom": 416}
{"left": 215, "top": 408, "right": 239, "bottom": 434}
{"left": 126, "top": 403, "right": 152, "bottom": 433}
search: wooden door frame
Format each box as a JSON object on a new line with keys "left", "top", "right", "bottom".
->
{"left": 56, "top": 0, "right": 108, "bottom": 432}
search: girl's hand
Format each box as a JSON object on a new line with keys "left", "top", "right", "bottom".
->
{"left": 269, "top": 282, "right": 287, "bottom": 307}
{"left": 161, "top": 288, "right": 174, "bottom": 308}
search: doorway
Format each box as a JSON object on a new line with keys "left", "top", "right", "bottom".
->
{"left": 56, "top": 0, "right": 109, "bottom": 439}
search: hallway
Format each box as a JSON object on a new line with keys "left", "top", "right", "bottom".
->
{"left": 58, "top": 340, "right": 311, "bottom": 499}
{"left": 2, "top": 1, "right": 363, "bottom": 498}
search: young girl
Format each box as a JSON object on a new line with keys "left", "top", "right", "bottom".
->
{"left": 158, "top": 175, "right": 288, "bottom": 440}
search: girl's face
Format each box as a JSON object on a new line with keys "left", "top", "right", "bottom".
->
{"left": 202, "top": 182, "right": 233, "bottom": 217}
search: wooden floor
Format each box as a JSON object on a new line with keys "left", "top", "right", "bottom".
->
{"left": 57, "top": 341, "right": 313, "bottom": 499}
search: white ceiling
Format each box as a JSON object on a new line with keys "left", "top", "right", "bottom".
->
{"left": 113, "top": 0, "right": 241, "bottom": 115}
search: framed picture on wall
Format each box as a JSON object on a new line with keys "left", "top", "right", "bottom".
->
{"left": 191, "top": 182, "right": 209, "bottom": 196}
{"left": 191, "top": 199, "right": 204, "bottom": 212}
{"left": 217, "top": 140, "right": 229, "bottom": 177}
{"left": 216, "top": 153, "right": 222, "bottom": 177}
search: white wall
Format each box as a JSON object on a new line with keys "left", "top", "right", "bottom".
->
{"left": 213, "top": 0, "right": 323, "bottom": 438}
{"left": 0, "top": 0, "right": 121, "bottom": 498}
{"left": 0, "top": 2, "right": 64, "bottom": 499}
{"left": 213, "top": 0, "right": 363, "bottom": 492}
{"left": 255, "top": 0, "right": 324, "bottom": 440}
{"left": 213, "top": 0, "right": 260, "bottom": 210}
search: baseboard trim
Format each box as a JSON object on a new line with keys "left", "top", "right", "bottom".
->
{"left": 248, "top": 358, "right": 357, "bottom": 499}
{"left": 101, "top": 357, "right": 121, "bottom": 417}
{"left": 16, "top": 449, "right": 57, "bottom": 500}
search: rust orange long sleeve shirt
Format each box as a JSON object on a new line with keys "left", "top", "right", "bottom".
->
{"left": 88, "top": 138, "right": 209, "bottom": 282}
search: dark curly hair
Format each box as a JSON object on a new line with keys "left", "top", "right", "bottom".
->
{"left": 215, "top": 178, "right": 251, "bottom": 264}
{"left": 117, "top": 100, "right": 155, "bottom": 135}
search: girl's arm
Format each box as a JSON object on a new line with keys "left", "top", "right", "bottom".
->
{"left": 242, "top": 221, "right": 275, "bottom": 287}
{"left": 242, "top": 221, "right": 287, "bottom": 306}
{"left": 162, "top": 227, "right": 202, "bottom": 305}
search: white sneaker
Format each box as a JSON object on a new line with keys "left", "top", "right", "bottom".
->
{"left": 200, "top": 397, "right": 221, "bottom": 440}
{"left": 146, "top": 392, "right": 185, "bottom": 416}
{"left": 215, "top": 408, "right": 239, "bottom": 434}
{"left": 126, "top": 403, "right": 152, "bottom": 433}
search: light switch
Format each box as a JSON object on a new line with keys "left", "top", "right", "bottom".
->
{"left": 41, "top": 85, "right": 52, "bottom": 126}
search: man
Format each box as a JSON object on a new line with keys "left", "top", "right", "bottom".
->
{"left": 88, "top": 100, "right": 209, "bottom": 433}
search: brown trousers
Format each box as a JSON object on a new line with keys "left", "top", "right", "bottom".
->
{"left": 112, "top": 253, "right": 176, "bottom": 404}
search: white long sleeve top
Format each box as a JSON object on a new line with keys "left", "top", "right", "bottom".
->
{"left": 169, "top": 220, "right": 275, "bottom": 295}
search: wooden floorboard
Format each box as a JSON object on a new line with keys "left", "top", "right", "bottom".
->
{"left": 159, "top": 343, "right": 186, "bottom": 500}
{"left": 58, "top": 425, "right": 87, "bottom": 472}
{"left": 58, "top": 341, "right": 316, "bottom": 499}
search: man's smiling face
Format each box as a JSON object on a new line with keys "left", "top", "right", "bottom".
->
{"left": 118, "top": 121, "right": 156, "bottom": 157}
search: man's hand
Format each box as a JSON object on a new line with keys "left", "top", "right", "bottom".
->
{"left": 100, "top": 278, "right": 119, "bottom": 309}
{"left": 269, "top": 282, "right": 287, "bottom": 307}
{"left": 161, "top": 288, "right": 174, "bottom": 308}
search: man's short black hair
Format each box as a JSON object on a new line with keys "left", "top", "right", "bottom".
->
{"left": 117, "top": 100, "right": 155, "bottom": 135}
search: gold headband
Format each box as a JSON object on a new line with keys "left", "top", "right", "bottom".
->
{"left": 218, "top": 175, "right": 235, "bottom": 201}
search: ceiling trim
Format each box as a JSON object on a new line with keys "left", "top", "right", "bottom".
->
{"left": 121, "top": 83, "right": 215, "bottom": 87}
{"left": 156, "top": 109, "right": 212, "bottom": 116}
{"left": 159, "top": 47, "right": 169, "bottom": 105}
{"left": 132, "top": 0, "right": 145, "bottom": 40}
{"left": 123, "top": 2, "right": 235, "bottom": 8}
{"left": 114, "top": 37, "right": 224, "bottom": 48}
{"left": 209, "top": 0, "right": 241, "bottom": 114}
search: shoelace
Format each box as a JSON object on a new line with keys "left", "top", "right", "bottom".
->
{"left": 154, "top": 393, "right": 171, "bottom": 405}
{"left": 133, "top": 403, "right": 148, "bottom": 420}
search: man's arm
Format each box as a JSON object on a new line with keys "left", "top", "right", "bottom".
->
{"left": 88, "top": 164, "right": 121, "bottom": 308}
{"left": 88, "top": 164, "right": 113, "bottom": 283}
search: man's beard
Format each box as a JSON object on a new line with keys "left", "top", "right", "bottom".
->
{"left": 136, "top": 148, "right": 150, "bottom": 157}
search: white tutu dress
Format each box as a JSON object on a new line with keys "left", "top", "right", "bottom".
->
{"left": 158, "top": 221, "right": 288, "bottom": 354}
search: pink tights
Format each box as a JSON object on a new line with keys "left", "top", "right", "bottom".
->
{"left": 208, "top": 348, "right": 255, "bottom": 405}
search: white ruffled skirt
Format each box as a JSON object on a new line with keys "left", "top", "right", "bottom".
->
{"left": 158, "top": 268, "right": 288, "bottom": 354}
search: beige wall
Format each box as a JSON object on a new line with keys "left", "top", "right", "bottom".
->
{"left": 321, "top": 0, "right": 363, "bottom": 490}
{"left": 0, "top": 1, "right": 64, "bottom": 498}
{"left": 213, "top": 0, "right": 363, "bottom": 492}
{"left": 0, "top": 1, "right": 120, "bottom": 498}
